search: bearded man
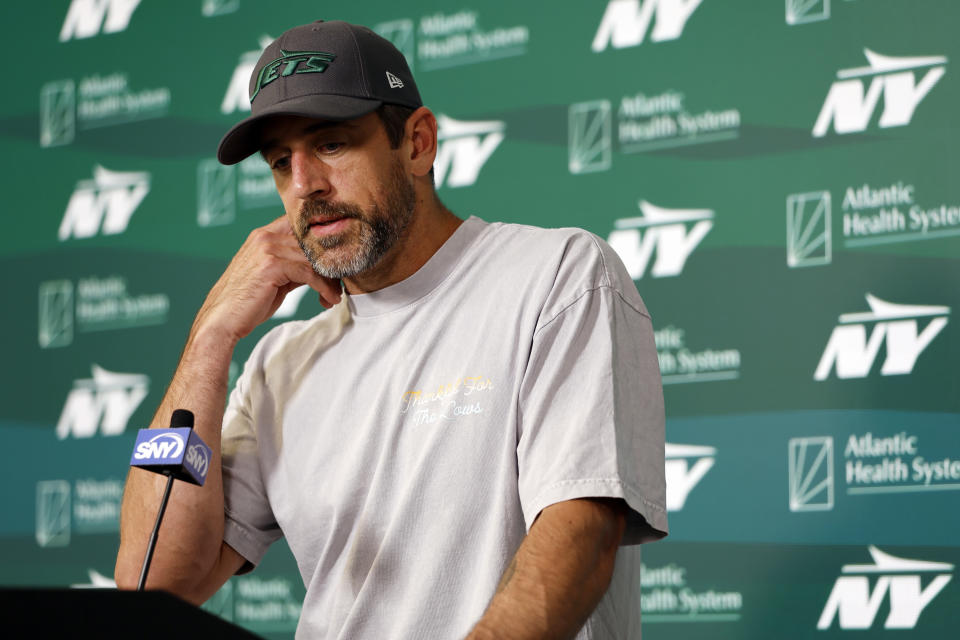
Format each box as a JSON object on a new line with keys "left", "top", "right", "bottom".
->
{"left": 116, "top": 20, "right": 667, "bottom": 640}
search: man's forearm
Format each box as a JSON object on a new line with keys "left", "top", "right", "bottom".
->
{"left": 114, "top": 325, "right": 236, "bottom": 599}
{"left": 115, "top": 216, "right": 341, "bottom": 600}
{"left": 467, "top": 498, "right": 627, "bottom": 640}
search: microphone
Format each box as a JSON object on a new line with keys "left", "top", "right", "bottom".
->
{"left": 128, "top": 409, "right": 212, "bottom": 591}
{"left": 130, "top": 409, "right": 211, "bottom": 485}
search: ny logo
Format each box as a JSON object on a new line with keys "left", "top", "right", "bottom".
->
{"left": 813, "top": 49, "right": 946, "bottom": 137}
{"left": 607, "top": 201, "right": 713, "bottom": 279}
{"left": 434, "top": 115, "right": 505, "bottom": 188}
{"left": 592, "top": 0, "right": 704, "bottom": 52}
{"left": 815, "top": 294, "right": 949, "bottom": 380}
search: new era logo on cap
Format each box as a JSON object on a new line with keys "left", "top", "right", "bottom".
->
{"left": 386, "top": 71, "right": 404, "bottom": 89}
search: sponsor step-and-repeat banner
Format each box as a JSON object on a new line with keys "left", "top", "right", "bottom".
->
{"left": 1, "top": 1, "right": 957, "bottom": 637}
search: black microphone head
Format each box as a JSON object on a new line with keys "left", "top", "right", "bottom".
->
{"left": 170, "top": 409, "right": 195, "bottom": 429}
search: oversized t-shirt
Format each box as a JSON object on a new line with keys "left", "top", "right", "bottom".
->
{"left": 220, "top": 217, "right": 668, "bottom": 639}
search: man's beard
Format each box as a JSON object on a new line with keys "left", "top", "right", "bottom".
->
{"left": 293, "top": 161, "right": 416, "bottom": 280}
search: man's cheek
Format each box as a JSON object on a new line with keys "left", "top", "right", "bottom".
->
{"left": 284, "top": 206, "right": 303, "bottom": 231}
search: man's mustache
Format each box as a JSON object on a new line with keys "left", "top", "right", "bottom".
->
{"left": 297, "top": 200, "right": 364, "bottom": 229}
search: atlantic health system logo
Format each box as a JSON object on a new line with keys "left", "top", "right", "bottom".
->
{"left": 40, "top": 74, "right": 170, "bottom": 148}
{"left": 788, "top": 181, "right": 960, "bottom": 267}
{"left": 375, "top": 11, "right": 529, "bottom": 72}
{"left": 786, "top": 191, "right": 831, "bottom": 268}
{"left": 814, "top": 295, "right": 949, "bottom": 380}
{"left": 654, "top": 324, "right": 741, "bottom": 385}
{"left": 59, "top": 166, "right": 150, "bottom": 241}
{"left": 819, "top": 546, "right": 953, "bottom": 630}
{"left": 790, "top": 429, "right": 960, "bottom": 508}
{"left": 608, "top": 201, "right": 713, "bottom": 279}
{"left": 39, "top": 280, "right": 75, "bottom": 349}
{"left": 201, "top": 0, "right": 240, "bottom": 18}
{"left": 641, "top": 558, "right": 744, "bottom": 623}
{"left": 38, "top": 276, "right": 170, "bottom": 349}
{"left": 36, "top": 480, "right": 71, "bottom": 548}
{"left": 36, "top": 478, "right": 126, "bottom": 548}
{"left": 785, "top": 0, "right": 830, "bottom": 26}
{"left": 197, "top": 154, "right": 280, "bottom": 228}
{"left": 592, "top": 0, "right": 704, "bottom": 52}
{"left": 788, "top": 436, "right": 834, "bottom": 512}
{"left": 813, "top": 49, "right": 947, "bottom": 137}
{"left": 568, "top": 89, "right": 740, "bottom": 174}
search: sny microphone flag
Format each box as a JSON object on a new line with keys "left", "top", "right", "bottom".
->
{"left": 130, "top": 428, "right": 212, "bottom": 486}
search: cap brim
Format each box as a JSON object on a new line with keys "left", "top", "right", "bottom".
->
{"left": 216, "top": 94, "right": 382, "bottom": 165}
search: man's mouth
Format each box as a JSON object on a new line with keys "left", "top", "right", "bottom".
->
{"left": 307, "top": 216, "right": 353, "bottom": 236}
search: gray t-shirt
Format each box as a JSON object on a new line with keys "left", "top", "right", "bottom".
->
{"left": 221, "top": 217, "right": 668, "bottom": 639}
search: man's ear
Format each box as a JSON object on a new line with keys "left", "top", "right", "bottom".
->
{"left": 405, "top": 107, "right": 438, "bottom": 178}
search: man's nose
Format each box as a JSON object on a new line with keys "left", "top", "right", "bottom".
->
{"left": 290, "top": 149, "right": 331, "bottom": 200}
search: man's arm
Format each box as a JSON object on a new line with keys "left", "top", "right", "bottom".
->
{"left": 114, "top": 216, "right": 340, "bottom": 603}
{"left": 467, "top": 498, "right": 628, "bottom": 640}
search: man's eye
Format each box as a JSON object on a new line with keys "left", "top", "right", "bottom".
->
{"left": 319, "top": 142, "right": 343, "bottom": 154}
{"left": 271, "top": 156, "right": 290, "bottom": 171}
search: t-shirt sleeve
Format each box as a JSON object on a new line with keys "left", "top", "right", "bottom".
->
{"left": 220, "top": 354, "right": 283, "bottom": 568}
{"left": 516, "top": 234, "right": 668, "bottom": 544}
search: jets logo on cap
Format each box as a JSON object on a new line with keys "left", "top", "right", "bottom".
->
{"left": 251, "top": 50, "right": 336, "bottom": 102}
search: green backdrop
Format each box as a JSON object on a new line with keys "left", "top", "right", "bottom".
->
{"left": 1, "top": 1, "right": 958, "bottom": 637}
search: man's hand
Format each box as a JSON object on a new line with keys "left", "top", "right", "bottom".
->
{"left": 467, "top": 498, "right": 627, "bottom": 640}
{"left": 193, "top": 216, "right": 342, "bottom": 344}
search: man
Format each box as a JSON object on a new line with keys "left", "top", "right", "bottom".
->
{"left": 116, "top": 20, "right": 667, "bottom": 639}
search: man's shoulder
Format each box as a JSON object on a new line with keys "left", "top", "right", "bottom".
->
{"left": 483, "top": 218, "right": 599, "bottom": 244}
{"left": 478, "top": 219, "right": 612, "bottom": 269}
{"left": 482, "top": 219, "right": 634, "bottom": 289}
{"left": 470, "top": 217, "right": 648, "bottom": 319}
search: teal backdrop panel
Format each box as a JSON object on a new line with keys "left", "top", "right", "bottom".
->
{"left": 1, "top": 1, "right": 957, "bottom": 637}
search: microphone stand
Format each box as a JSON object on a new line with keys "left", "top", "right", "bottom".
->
{"left": 137, "top": 472, "right": 176, "bottom": 591}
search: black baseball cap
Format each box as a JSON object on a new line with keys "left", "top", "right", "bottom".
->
{"left": 217, "top": 20, "right": 422, "bottom": 165}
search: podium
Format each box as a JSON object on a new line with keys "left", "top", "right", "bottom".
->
{"left": 1, "top": 588, "right": 264, "bottom": 638}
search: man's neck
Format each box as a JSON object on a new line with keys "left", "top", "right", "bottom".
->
{"left": 343, "top": 198, "right": 463, "bottom": 295}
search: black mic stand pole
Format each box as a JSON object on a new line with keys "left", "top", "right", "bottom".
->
{"left": 137, "top": 471, "right": 176, "bottom": 592}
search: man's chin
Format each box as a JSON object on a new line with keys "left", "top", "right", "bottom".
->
{"left": 298, "top": 226, "right": 353, "bottom": 251}
{"left": 306, "top": 245, "right": 371, "bottom": 280}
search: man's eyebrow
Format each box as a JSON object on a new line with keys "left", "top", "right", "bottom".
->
{"left": 260, "top": 120, "right": 355, "bottom": 154}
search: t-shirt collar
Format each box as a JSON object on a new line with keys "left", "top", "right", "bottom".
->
{"left": 345, "top": 216, "right": 486, "bottom": 317}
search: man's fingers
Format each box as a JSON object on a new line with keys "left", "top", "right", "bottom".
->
{"left": 257, "top": 216, "right": 343, "bottom": 307}
{"left": 306, "top": 272, "right": 342, "bottom": 308}
{"left": 266, "top": 215, "right": 294, "bottom": 234}
{"left": 295, "top": 266, "right": 342, "bottom": 309}
{"left": 317, "top": 280, "right": 342, "bottom": 309}
{"left": 266, "top": 235, "right": 342, "bottom": 304}
{"left": 271, "top": 244, "right": 311, "bottom": 265}
{"left": 197, "top": 215, "right": 345, "bottom": 340}
{"left": 280, "top": 261, "right": 342, "bottom": 306}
